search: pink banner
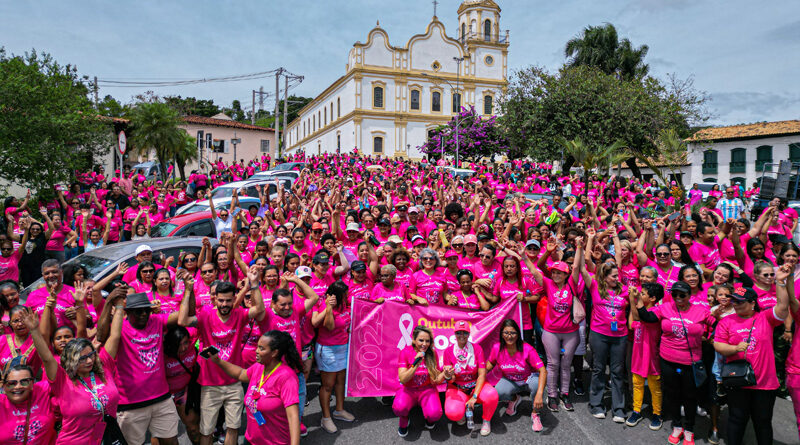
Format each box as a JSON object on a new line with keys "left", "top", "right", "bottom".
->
{"left": 346, "top": 297, "right": 522, "bottom": 397}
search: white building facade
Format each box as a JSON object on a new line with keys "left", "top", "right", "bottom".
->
{"left": 284, "top": 0, "right": 509, "bottom": 160}
{"left": 686, "top": 120, "right": 800, "bottom": 187}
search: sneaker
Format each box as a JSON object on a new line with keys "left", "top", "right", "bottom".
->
{"left": 696, "top": 406, "right": 707, "bottom": 417}
{"left": 592, "top": 411, "right": 606, "bottom": 419}
{"left": 397, "top": 426, "right": 408, "bottom": 437}
{"left": 559, "top": 393, "right": 574, "bottom": 411}
{"left": 668, "top": 427, "right": 684, "bottom": 445}
{"left": 547, "top": 397, "right": 560, "bottom": 412}
{"left": 573, "top": 379, "right": 586, "bottom": 396}
{"left": 649, "top": 415, "right": 663, "bottom": 431}
{"left": 682, "top": 431, "right": 695, "bottom": 445}
{"left": 625, "top": 411, "right": 643, "bottom": 427}
{"left": 505, "top": 395, "right": 522, "bottom": 416}
{"left": 320, "top": 417, "right": 338, "bottom": 434}
{"left": 708, "top": 429, "right": 720, "bottom": 445}
{"left": 612, "top": 415, "right": 625, "bottom": 423}
{"left": 531, "top": 413, "right": 543, "bottom": 432}
{"left": 480, "top": 421, "right": 491, "bottom": 436}
{"left": 300, "top": 423, "right": 308, "bottom": 437}
{"left": 457, "top": 416, "right": 466, "bottom": 426}
{"left": 332, "top": 410, "right": 355, "bottom": 422}
{"left": 424, "top": 421, "right": 436, "bottom": 430}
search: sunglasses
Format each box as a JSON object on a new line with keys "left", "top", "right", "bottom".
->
{"left": 502, "top": 331, "right": 518, "bottom": 337}
{"left": 421, "top": 257, "right": 435, "bottom": 261}
{"left": 201, "top": 269, "right": 216, "bottom": 274}
{"left": 140, "top": 269, "right": 155, "bottom": 274}
{"left": 452, "top": 243, "right": 464, "bottom": 248}
{"left": 184, "top": 257, "right": 197, "bottom": 262}
{"left": 526, "top": 245, "right": 540, "bottom": 251}
{"left": 79, "top": 350, "right": 97, "bottom": 362}
{"left": 673, "top": 293, "right": 689, "bottom": 299}
{"left": 655, "top": 252, "right": 670, "bottom": 257}
{"left": 4, "top": 378, "right": 33, "bottom": 388}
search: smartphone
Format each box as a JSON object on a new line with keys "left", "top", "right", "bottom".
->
{"left": 200, "top": 346, "right": 219, "bottom": 359}
{"left": 412, "top": 356, "right": 423, "bottom": 367}
{"left": 668, "top": 212, "right": 680, "bottom": 221}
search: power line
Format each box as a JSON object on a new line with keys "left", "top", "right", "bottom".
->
{"left": 96, "top": 69, "right": 282, "bottom": 88}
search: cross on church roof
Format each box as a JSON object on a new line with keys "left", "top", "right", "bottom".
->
{"left": 433, "top": 0, "right": 438, "bottom": 17}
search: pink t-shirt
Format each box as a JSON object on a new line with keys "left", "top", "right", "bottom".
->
{"left": 785, "top": 306, "right": 800, "bottom": 376}
{"left": 471, "top": 259, "right": 502, "bottom": 289}
{"left": 753, "top": 284, "right": 777, "bottom": 310}
{"left": 243, "top": 363, "right": 299, "bottom": 445}
{"left": 241, "top": 318, "right": 262, "bottom": 369}
{"left": 588, "top": 281, "right": 629, "bottom": 337}
{"left": 0, "top": 380, "right": 56, "bottom": 445}
{"left": 115, "top": 314, "right": 169, "bottom": 405}
{"left": 648, "top": 260, "right": 680, "bottom": 293}
{"left": 631, "top": 317, "right": 661, "bottom": 377}
{"left": 487, "top": 342, "right": 543, "bottom": 384}
{"left": 50, "top": 348, "right": 119, "bottom": 445}
{"left": 25, "top": 285, "right": 76, "bottom": 330}
{"left": 165, "top": 347, "right": 197, "bottom": 394}
{"left": 618, "top": 261, "right": 640, "bottom": 288}
{"left": 372, "top": 282, "right": 409, "bottom": 302}
{"left": 689, "top": 237, "right": 722, "bottom": 270}
{"left": 714, "top": 308, "right": 783, "bottom": 390}
{"left": 343, "top": 275, "right": 374, "bottom": 301}
{"left": 46, "top": 223, "right": 72, "bottom": 251}
{"left": 493, "top": 278, "right": 533, "bottom": 330}
{"left": 541, "top": 276, "right": 584, "bottom": 334}
{"left": 453, "top": 290, "right": 482, "bottom": 311}
{"left": 409, "top": 269, "right": 448, "bottom": 305}
{"left": 197, "top": 306, "right": 249, "bottom": 386}
{"left": 260, "top": 300, "right": 307, "bottom": 357}
{"left": 651, "top": 303, "right": 715, "bottom": 365}
{"left": 312, "top": 300, "right": 351, "bottom": 346}
{"left": 0, "top": 252, "right": 20, "bottom": 282}
{"left": 443, "top": 343, "right": 485, "bottom": 386}
{"left": 397, "top": 345, "right": 436, "bottom": 389}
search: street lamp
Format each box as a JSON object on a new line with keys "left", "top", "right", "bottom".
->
{"left": 422, "top": 55, "right": 465, "bottom": 167}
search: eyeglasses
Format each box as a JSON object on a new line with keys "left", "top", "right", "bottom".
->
{"left": 502, "top": 331, "right": 518, "bottom": 337}
{"left": 655, "top": 252, "right": 670, "bottom": 257}
{"left": 140, "top": 269, "right": 155, "bottom": 274}
{"left": 184, "top": 257, "right": 197, "bottom": 262}
{"left": 452, "top": 243, "right": 464, "bottom": 248}
{"left": 79, "top": 350, "right": 97, "bottom": 362}
{"left": 4, "top": 378, "right": 33, "bottom": 388}
{"left": 421, "top": 257, "right": 435, "bottom": 261}
{"left": 201, "top": 269, "right": 216, "bottom": 275}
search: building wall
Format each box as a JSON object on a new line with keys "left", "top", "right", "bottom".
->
{"left": 687, "top": 135, "right": 800, "bottom": 187}
{"left": 176, "top": 124, "right": 276, "bottom": 171}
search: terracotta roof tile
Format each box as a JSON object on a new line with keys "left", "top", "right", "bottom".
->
{"left": 687, "top": 120, "right": 800, "bottom": 142}
{"left": 182, "top": 115, "right": 275, "bottom": 132}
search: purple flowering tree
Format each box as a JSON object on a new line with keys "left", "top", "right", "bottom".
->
{"left": 419, "top": 106, "right": 512, "bottom": 164}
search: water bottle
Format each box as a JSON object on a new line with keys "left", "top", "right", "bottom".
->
{"left": 466, "top": 407, "right": 474, "bottom": 429}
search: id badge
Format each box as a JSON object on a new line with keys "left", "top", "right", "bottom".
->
{"left": 253, "top": 410, "right": 266, "bottom": 426}
{"left": 610, "top": 321, "right": 618, "bottom": 332}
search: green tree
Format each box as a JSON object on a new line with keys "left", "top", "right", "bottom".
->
{"left": 97, "top": 94, "right": 128, "bottom": 118}
{"left": 0, "top": 48, "right": 108, "bottom": 191}
{"left": 173, "top": 132, "right": 198, "bottom": 181}
{"left": 499, "top": 65, "right": 705, "bottom": 176}
{"left": 223, "top": 100, "right": 246, "bottom": 122}
{"left": 128, "top": 101, "right": 183, "bottom": 181}
{"left": 565, "top": 23, "right": 649, "bottom": 81}
{"left": 557, "top": 137, "right": 628, "bottom": 197}
{"left": 255, "top": 96, "right": 314, "bottom": 128}
{"left": 164, "top": 95, "right": 220, "bottom": 117}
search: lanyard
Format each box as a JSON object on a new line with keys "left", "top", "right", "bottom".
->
{"left": 257, "top": 363, "right": 281, "bottom": 393}
{"left": 78, "top": 372, "right": 105, "bottom": 415}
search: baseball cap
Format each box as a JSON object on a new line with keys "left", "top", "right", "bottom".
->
{"left": 670, "top": 281, "right": 691, "bottom": 295}
{"left": 525, "top": 239, "right": 541, "bottom": 249}
{"left": 730, "top": 286, "right": 757, "bottom": 303}
{"left": 412, "top": 236, "right": 427, "bottom": 247}
{"left": 409, "top": 206, "right": 419, "bottom": 214}
{"left": 769, "top": 233, "right": 790, "bottom": 245}
{"left": 295, "top": 266, "right": 312, "bottom": 278}
{"left": 346, "top": 222, "right": 361, "bottom": 232}
{"left": 548, "top": 261, "right": 569, "bottom": 273}
{"left": 378, "top": 218, "right": 391, "bottom": 226}
{"left": 406, "top": 225, "right": 419, "bottom": 233}
{"left": 350, "top": 260, "right": 367, "bottom": 272}
{"left": 312, "top": 253, "right": 330, "bottom": 264}
{"left": 464, "top": 234, "right": 478, "bottom": 245}
{"left": 454, "top": 320, "right": 470, "bottom": 333}
{"left": 387, "top": 235, "right": 403, "bottom": 244}
{"left": 451, "top": 235, "right": 464, "bottom": 244}
{"left": 312, "top": 222, "right": 324, "bottom": 230}
{"left": 135, "top": 245, "right": 153, "bottom": 256}
{"left": 477, "top": 234, "right": 492, "bottom": 242}
{"left": 444, "top": 249, "right": 458, "bottom": 258}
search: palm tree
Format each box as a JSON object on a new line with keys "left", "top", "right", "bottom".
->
{"left": 128, "top": 102, "right": 183, "bottom": 181}
{"left": 174, "top": 132, "right": 198, "bottom": 181}
{"left": 557, "top": 137, "right": 628, "bottom": 198}
{"left": 565, "top": 23, "right": 649, "bottom": 81}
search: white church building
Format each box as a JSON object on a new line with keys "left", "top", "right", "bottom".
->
{"left": 284, "top": 0, "right": 509, "bottom": 159}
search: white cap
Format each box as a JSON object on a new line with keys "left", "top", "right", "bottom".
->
{"left": 346, "top": 222, "right": 361, "bottom": 232}
{"left": 135, "top": 245, "right": 152, "bottom": 256}
{"left": 295, "top": 266, "right": 312, "bottom": 278}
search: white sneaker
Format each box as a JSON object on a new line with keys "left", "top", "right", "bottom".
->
{"left": 612, "top": 415, "right": 625, "bottom": 423}
{"left": 332, "top": 410, "right": 355, "bottom": 422}
{"left": 696, "top": 406, "right": 708, "bottom": 417}
{"left": 592, "top": 412, "right": 606, "bottom": 419}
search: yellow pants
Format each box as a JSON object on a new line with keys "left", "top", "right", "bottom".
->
{"left": 632, "top": 373, "right": 662, "bottom": 415}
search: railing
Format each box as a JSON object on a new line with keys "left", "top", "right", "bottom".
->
{"left": 459, "top": 30, "right": 509, "bottom": 45}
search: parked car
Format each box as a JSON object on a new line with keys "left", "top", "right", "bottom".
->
{"left": 208, "top": 178, "right": 292, "bottom": 201}
{"left": 151, "top": 211, "right": 217, "bottom": 238}
{"left": 175, "top": 196, "right": 262, "bottom": 216}
{"left": 687, "top": 182, "right": 717, "bottom": 201}
{"left": 251, "top": 170, "right": 301, "bottom": 182}
{"left": 132, "top": 161, "right": 162, "bottom": 181}
{"left": 436, "top": 166, "right": 476, "bottom": 179}
{"left": 21, "top": 237, "right": 217, "bottom": 299}
{"left": 271, "top": 162, "right": 306, "bottom": 172}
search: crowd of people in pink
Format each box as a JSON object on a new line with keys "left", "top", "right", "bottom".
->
{"left": 1, "top": 151, "right": 799, "bottom": 445}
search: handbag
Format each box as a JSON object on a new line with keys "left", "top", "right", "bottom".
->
{"left": 676, "top": 305, "right": 707, "bottom": 388}
{"left": 568, "top": 281, "right": 586, "bottom": 324}
{"left": 721, "top": 317, "right": 758, "bottom": 388}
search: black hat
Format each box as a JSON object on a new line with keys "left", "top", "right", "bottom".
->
{"left": 670, "top": 281, "right": 691, "bottom": 295}
{"left": 397, "top": 205, "right": 408, "bottom": 211}
{"left": 351, "top": 260, "right": 367, "bottom": 272}
{"left": 730, "top": 286, "right": 758, "bottom": 303}
{"left": 312, "top": 253, "right": 330, "bottom": 264}
{"left": 769, "top": 233, "right": 790, "bottom": 245}
{"left": 378, "top": 218, "right": 391, "bottom": 226}
{"left": 125, "top": 292, "right": 153, "bottom": 310}
{"left": 477, "top": 234, "right": 492, "bottom": 242}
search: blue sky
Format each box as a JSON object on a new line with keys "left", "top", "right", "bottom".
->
{"left": 1, "top": 0, "right": 797, "bottom": 126}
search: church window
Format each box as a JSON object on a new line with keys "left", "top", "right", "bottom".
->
{"left": 484, "top": 19, "right": 492, "bottom": 41}
{"left": 410, "top": 89, "right": 420, "bottom": 111}
{"left": 373, "top": 86, "right": 384, "bottom": 109}
{"left": 484, "top": 95, "right": 493, "bottom": 115}
{"left": 432, "top": 91, "right": 441, "bottom": 112}
{"left": 373, "top": 136, "right": 383, "bottom": 154}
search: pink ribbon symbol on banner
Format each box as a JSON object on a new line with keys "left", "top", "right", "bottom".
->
{"left": 396, "top": 313, "right": 414, "bottom": 350}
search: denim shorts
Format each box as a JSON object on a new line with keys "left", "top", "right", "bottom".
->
{"left": 315, "top": 343, "right": 348, "bottom": 372}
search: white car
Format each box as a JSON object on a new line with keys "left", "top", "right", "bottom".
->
{"left": 209, "top": 177, "right": 292, "bottom": 201}
{"left": 175, "top": 196, "right": 262, "bottom": 216}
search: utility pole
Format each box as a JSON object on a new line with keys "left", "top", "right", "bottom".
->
{"left": 93, "top": 76, "right": 99, "bottom": 109}
{"left": 259, "top": 86, "right": 264, "bottom": 111}
{"left": 282, "top": 74, "right": 288, "bottom": 156}
{"left": 453, "top": 56, "right": 465, "bottom": 168}
{"left": 251, "top": 89, "right": 256, "bottom": 125}
{"left": 274, "top": 69, "right": 281, "bottom": 159}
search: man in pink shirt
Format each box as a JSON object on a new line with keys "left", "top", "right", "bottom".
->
{"left": 101, "top": 291, "right": 183, "bottom": 445}
{"left": 178, "top": 270, "right": 265, "bottom": 445}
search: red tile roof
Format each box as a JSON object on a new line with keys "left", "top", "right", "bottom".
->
{"left": 687, "top": 120, "right": 800, "bottom": 142}
{"left": 182, "top": 115, "right": 275, "bottom": 132}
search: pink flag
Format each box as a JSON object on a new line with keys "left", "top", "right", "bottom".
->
{"left": 346, "top": 297, "right": 522, "bottom": 397}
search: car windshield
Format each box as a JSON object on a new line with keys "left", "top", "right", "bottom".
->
{"left": 151, "top": 222, "right": 178, "bottom": 238}
{"left": 22, "top": 254, "right": 113, "bottom": 301}
{"left": 696, "top": 184, "right": 716, "bottom": 192}
{"left": 211, "top": 187, "right": 235, "bottom": 199}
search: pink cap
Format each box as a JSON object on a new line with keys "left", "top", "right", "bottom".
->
{"left": 464, "top": 234, "right": 478, "bottom": 244}
{"left": 444, "top": 249, "right": 458, "bottom": 258}
{"left": 549, "top": 261, "right": 569, "bottom": 273}
{"left": 454, "top": 320, "right": 470, "bottom": 333}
